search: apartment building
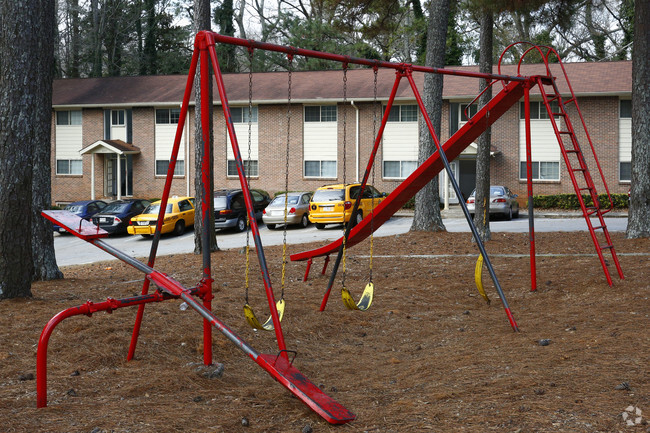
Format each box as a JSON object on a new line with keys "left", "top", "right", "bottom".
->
{"left": 51, "top": 61, "right": 632, "bottom": 206}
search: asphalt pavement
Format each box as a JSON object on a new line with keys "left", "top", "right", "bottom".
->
{"left": 52, "top": 206, "right": 629, "bottom": 267}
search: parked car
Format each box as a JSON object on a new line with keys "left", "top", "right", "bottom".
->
{"left": 91, "top": 199, "right": 151, "bottom": 235}
{"left": 54, "top": 199, "right": 107, "bottom": 233}
{"left": 262, "top": 192, "right": 312, "bottom": 229}
{"left": 309, "top": 183, "right": 385, "bottom": 230}
{"left": 214, "top": 189, "right": 271, "bottom": 232}
{"left": 127, "top": 196, "right": 195, "bottom": 237}
{"left": 466, "top": 186, "right": 519, "bottom": 220}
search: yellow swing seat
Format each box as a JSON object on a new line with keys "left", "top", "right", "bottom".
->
{"left": 341, "top": 282, "right": 374, "bottom": 311}
{"left": 244, "top": 299, "right": 286, "bottom": 331}
{"left": 474, "top": 255, "right": 491, "bottom": 304}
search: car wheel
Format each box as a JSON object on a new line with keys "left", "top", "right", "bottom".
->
{"left": 266, "top": 223, "right": 276, "bottom": 230}
{"left": 173, "top": 220, "right": 186, "bottom": 236}
{"left": 236, "top": 217, "right": 246, "bottom": 233}
{"left": 513, "top": 208, "right": 519, "bottom": 219}
{"left": 315, "top": 223, "right": 325, "bottom": 230}
{"left": 140, "top": 234, "right": 151, "bottom": 238}
{"left": 505, "top": 207, "right": 512, "bottom": 221}
{"left": 300, "top": 214, "right": 309, "bottom": 228}
{"left": 353, "top": 211, "right": 363, "bottom": 226}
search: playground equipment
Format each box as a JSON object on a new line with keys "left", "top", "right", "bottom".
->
{"left": 37, "top": 32, "right": 623, "bottom": 423}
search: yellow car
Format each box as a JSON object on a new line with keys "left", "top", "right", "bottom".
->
{"left": 127, "top": 196, "right": 195, "bottom": 237}
{"left": 308, "top": 183, "right": 385, "bottom": 229}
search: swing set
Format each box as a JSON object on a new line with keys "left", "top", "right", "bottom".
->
{"left": 37, "top": 32, "right": 622, "bottom": 424}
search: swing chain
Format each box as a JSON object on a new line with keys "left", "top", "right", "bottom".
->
{"left": 369, "top": 67, "right": 379, "bottom": 283}
{"left": 280, "top": 55, "right": 293, "bottom": 296}
{"left": 341, "top": 64, "right": 348, "bottom": 288}
{"left": 244, "top": 49, "right": 255, "bottom": 303}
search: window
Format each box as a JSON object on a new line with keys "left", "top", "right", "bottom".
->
{"left": 519, "top": 101, "right": 560, "bottom": 120}
{"left": 620, "top": 161, "right": 631, "bottom": 181}
{"left": 620, "top": 99, "right": 631, "bottom": 118}
{"left": 56, "top": 159, "right": 82, "bottom": 175}
{"left": 56, "top": 110, "right": 82, "bottom": 126}
{"left": 519, "top": 161, "right": 560, "bottom": 180}
{"left": 227, "top": 159, "right": 258, "bottom": 177}
{"left": 231, "top": 106, "right": 258, "bottom": 123}
{"left": 304, "top": 105, "right": 337, "bottom": 122}
{"left": 460, "top": 103, "right": 478, "bottom": 122}
{"left": 156, "top": 108, "right": 181, "bottom": 124}
{"left": 383, "top": 160, "right": 417, "bottom": 179}
{"left": 304, "top": 160, "right": 337, "bottom": 178}
{"left": 155, "top": 160, "right": 185, "bottom": 176}
{"left": 385, "top": 105, "right": 418, "bottom": 122}
{"left": 111, "top": 110, "right": 125, "bottom": 126}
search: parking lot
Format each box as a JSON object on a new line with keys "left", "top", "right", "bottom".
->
{"left": 52, "top": 214, "right": 628, "bottom": 267}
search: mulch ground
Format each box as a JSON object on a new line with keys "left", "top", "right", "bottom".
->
{"left": 1, "top": 230, "right": 648, "bottom": 432}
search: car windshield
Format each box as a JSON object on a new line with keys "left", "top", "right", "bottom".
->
{"left": 65, "top": 204, "right": 84, "bottom": 213}
{"left": 103, "top": 203, "right": 130, "bottom": 213}
{"left": 143, "top": 203, "right": 172, "bottom": 214}
{"left": 490, "top": 187, "right": 504, "bottom": 196}
{"left": 312, "top": 189, "right": 344, "bottom": 202}
{"left": 214, "top": 196, "right": 228, "bottom": 210}
{"left": 270, "top": 195, "right": 300, "bottom": 206}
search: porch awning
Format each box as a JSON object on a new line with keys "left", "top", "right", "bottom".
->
{"left": 80, "top": 139, "right": 140, "bottom": 155}
{"left": 460, "top": 142, "right": 501, "bottom": 157}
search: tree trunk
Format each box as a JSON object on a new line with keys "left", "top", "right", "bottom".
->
{"left": 0, "top": 1, "right": 40, "bottom": 298}
{"left": 626, "top": 0, "right": 650, "bottom": 238}
{"left": 410, "top": 0, "right": 449, "bottom": 233}
{"left": 32, "top": 0, "right": 64, "bottom": 282}
{"left": 473, "top": 11, "right": 493, "bottom": 242}
{"left": 193, "top": 0, "right": 219, "bottom": 254}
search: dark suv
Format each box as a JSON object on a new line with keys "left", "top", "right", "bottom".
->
{"left": 91, "top": 199, "right": 151, "bottom": 234}
{"left": 214, "top": 189, "right": 270, "bottom": 232}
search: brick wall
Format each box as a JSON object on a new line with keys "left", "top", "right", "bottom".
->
{"left": 51, "top": 94, "right": 630, "bottom": 206}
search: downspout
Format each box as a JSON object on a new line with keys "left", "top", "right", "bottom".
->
{"left": 185, "top": 105, "right": 190, "bottom": 197}
{"left": 351, "top": 100, "right": 360, "bottom": 182}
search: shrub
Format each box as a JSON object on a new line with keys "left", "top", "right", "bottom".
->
{"left": 529, "top": 193, "right": 628, "bottom": 209}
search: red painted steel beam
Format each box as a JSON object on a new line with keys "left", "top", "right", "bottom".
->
{"left": 291, "top": 78, "right": 531, "bottom": 262}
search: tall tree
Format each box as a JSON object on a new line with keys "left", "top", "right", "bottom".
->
{"left": 214, "top": 0, "right": 238, "bottom": 72}
{"left": 473, "top": 10, "right": 493, "bottom": 242}
{"left": 0, "top": 1, "right": 42, "bottom": 298}
{"left": 626, "top": 0, "right": 650, "bottom": 238}
{"left": 193, "top": 0, "right": 219, "bottom": 254}
{"left": 410, "top": 0, "right": 449, "bottom": 233}
{"left": 32, "top": 0, "right": 64, "bottom": 281}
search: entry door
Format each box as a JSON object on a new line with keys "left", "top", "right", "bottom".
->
{"left": 443, "top": 161, "right": 459, "bottom": 203}
{"left": 105, "top": 155, "right": 133, "bottom": 197}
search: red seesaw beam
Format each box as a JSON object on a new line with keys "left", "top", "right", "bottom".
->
{"left": 41, "top": 210, "right": 355, "bottom": 424}
{"left": 290, "top": 78, "right": 530, "bottom": 262}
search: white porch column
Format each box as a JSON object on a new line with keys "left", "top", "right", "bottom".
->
{"left": 90, "top": 154, "right": 95, "bottom": 200}
{"left": 116, "top": 152, "right": 122, "bottom": 200}
{"left": 443, "top": 169, "right": 449, "bottom": 210}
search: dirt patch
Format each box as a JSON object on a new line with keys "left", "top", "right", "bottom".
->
{"left": 1, "top": 231, "right": 648, "bottom": 432}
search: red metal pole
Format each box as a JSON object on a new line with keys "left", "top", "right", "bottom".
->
{"left": 200, "top": 31, "right": 287, "bottom": 357}
{"left": 127, "top": 47, "right": 200, "bottom": 361}
{"left": 319, "top": 70, "right": 404, "bottom": 312}
{"left": 38, "top": 293, "right": 168, "bottom": 408}
{"left": 199, "top": 41, "right": 214, "bottom": 366}
{"left": 405, "top": 69, "right": 518, "bottom": 332}
{"left": 524, "top": 84, "right": 537, "bottom": 291}
{"left": 303, "top": 258, "right": 312, "bottom": 282}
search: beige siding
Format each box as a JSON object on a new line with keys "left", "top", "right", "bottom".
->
{"left": 155, "top": 124, "right": 186, "bottom": 160}
{"left": 518, "top": 119, "right": 561, "bottom": 161}
{"left": 382, "top": 122, "right": 418, "bottom": 161}
{"left": 55, "top": 125, "right": 83, "bottom": 160}
{"left": 618, "top": 118, "right": 631, "bottom": 161}
{"left": 304, "top": 122, "right": 337, "bottom": 160}
{"left": 226, "top": 123, "right": 258, "bottom": 159}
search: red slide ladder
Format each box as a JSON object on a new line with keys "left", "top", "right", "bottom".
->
{"left": 535, "top": 57, "right": 624, "bottom": 286}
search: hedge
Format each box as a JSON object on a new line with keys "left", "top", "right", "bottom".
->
{"left": 529, "top": 193, "right": 628, "bottom": 209}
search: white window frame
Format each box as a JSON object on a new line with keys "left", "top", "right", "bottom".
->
{"left": 227, "top": 106, "right": 259, "bottom": 177}
{"left": 619, "top": 99, "right": 632, "bottom": 182}
{"left": 155, "top": 107, "right": 185, "bottom": 176}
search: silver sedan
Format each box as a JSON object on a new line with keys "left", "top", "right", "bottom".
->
{"left": 466, "top": 185, "right": 519, "bottom": 220}
{"left": 262, "top": 192, "right": 312, "bottom": 229}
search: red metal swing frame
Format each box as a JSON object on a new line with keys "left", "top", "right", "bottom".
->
{"left": 36, "top": 31, "right": 622, "bottom": 423}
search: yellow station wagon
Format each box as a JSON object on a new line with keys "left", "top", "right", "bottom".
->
{"left": 308, "top": 183, "right": 384, "bottom": 229}
{"left": 127, "top": 196, "right": 195, "bottom": 237}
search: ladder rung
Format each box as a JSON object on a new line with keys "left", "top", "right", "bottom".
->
{"left": 572, "top": 168, "right": 586, "bottom": 172}
{"left": 559, "top": 131, "right": 573, "bottom": 134}
{"left": 600, "top": 244, "right": 614, "bottom": 250}
{"left": 564, "top": 98, "right": 576, "bottom": 104}
{"left": 586, "top": 207, "right": 598, "bottom": 216}
{"left": 552, "top": 112, "right": 566, "bottom": 117}
{"left": 592, "top": 225, "right": 605, "bottom": 231}
{"left": 565, "top": 149, "right": 580, "bottom": 153}
{"left": 579, "top": 187, "right": 593, "bottom": 191}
